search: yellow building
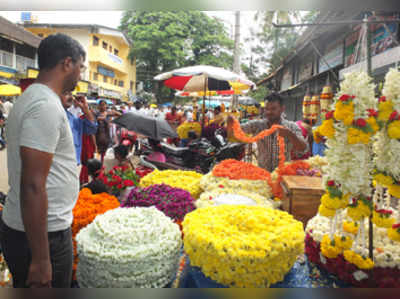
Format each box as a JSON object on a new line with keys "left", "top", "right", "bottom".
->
{"left": 23, "top": 23, "right": 136, "bottom": 102}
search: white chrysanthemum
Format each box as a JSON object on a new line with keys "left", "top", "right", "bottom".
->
{"left": 337, "top": 72, "right": 377, "bottom": 118}
{"left": 374, "top": 130, "right": 400, "bottom": 180}
{"left": 382, "top": 68, "right": 400, "bottom": 111}
{"left": 76, "top": 207, "right": 182, "bottom": 288}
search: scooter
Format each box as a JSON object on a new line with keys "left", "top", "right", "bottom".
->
{"left": 137, "top": 129, "right": 245, "bottom": 174}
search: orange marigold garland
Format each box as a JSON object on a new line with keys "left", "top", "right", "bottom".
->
{"left": 212, "top": 159, "right": 272, "bottom": 181}
{"left": 231, "top": 118, "right": 283, "bottom": 143}
{"left": 71, "top": 188, "right": 120, "bottom": 280}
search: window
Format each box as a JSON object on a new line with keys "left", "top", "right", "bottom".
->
{"left": 93, "top": 35, "right": 99, "bottom": 46}
{"left": 114, "top": 49, "right": 119, "bottom": 56}
{"left": 102, "top": 41, "right": 108, "bottom": 50}
{"left": 130, "top": 81, "right": 134, "bottom": 91}
{"left": 118, "top": 80, "right": 124, "bottom": 87}
{"left": 103, "top": 75, "right": 108, "bottom": 83}
{"left": 93, "top": 73, "right": 99, "bottom": 81}
{"left": 114, "top": 79, "right": 118, "bottom": 85}
{"left": 109, "top": 45, "right": 112, "bottom": 53}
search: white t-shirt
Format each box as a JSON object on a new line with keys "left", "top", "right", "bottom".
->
{"left": 3, "top": 83, "right": 79, "bottom": 232}
{"left": 68, "top": 105, "right": 82, "bottom": 118}
{"left": 3, "top": 101, "right": 13, "bottom": 116}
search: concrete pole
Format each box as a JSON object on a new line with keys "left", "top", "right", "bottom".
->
{"left": 232, "top": 11, "right": 241, "bottom": 109}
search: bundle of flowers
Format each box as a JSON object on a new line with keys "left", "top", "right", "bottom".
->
{"left": 183, "top": 205, "right": 305, "bottom": 287}
{"left": 72, "top": 188, "right": 120, "bottom": 280}
{"left": 212, "top": 159, "right": 272, "bottom": 181}
{"left": 196, "top": 188, "right": 276, "bottom": 209}
{"left": 200, "top": 172, "right": 273, "bottom": 201}
{"left": 135, "top": 166, "right": 154, "bottom": 178}
{"left": 98, "top": 165, "right": 139, "bottom": 195}
{"left": 139, "top": 170, "right": 203, "bottom": 199}
{"left": 121, "top": 184, "right": 196, "bottom": 222}
{"left": 310, "top": 72, "right": 378, "bottom": 275}
{"left": 374, "top": 68, "right": 400, "bottom": 198}
{"left": 177, "top": 121, "right": 202, "bottom": 139}
{"left": 0, "top": 254, "right": 12, "bottom": 287}
{"left": 306, "top": 155, "right": 328, "bottom": 173}
{"left": 76, "top": 207, "right": 182, "bottom": 288}
{"left": 305, "top": 212, "right": 400, "bottom": 287}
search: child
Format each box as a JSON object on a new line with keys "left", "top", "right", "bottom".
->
{"left": 82, "top": 158, "right": 108, "bottom": 194}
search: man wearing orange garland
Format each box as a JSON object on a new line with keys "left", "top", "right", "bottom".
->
{"left": 228, "top": 93, "right": 308, "bottom": 172}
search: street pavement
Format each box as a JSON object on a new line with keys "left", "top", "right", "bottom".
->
{"left": 0, "top": 148, "right": 8, "bottom": 194}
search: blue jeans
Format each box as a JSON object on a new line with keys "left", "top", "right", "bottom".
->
{"left": 0, "top": 217, "right": 73, "bottom": 288}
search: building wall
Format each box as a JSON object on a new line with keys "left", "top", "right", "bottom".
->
{"left": 25, "top": 26, "right": 136, "bottom": 100}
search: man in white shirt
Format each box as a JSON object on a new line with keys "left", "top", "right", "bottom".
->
{"left": 0, "top": 33, "right": 86, "bottom": 288}
{"left": 67, "top": 98, "right": 82, "bottom": 118}
{"left": 3, "top": 99, "right": 13, "bottom": 117}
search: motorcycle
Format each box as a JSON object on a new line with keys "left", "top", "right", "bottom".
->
{"left": 137, "top": 129, "right": 245, "bottom": 174}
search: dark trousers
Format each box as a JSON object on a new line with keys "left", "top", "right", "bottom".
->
{"left": 0, "top": 217, "right": 73, "bottom": 288}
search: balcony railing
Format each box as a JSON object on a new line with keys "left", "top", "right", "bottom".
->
{"left": 0, "top": 50, "right": 36, "bottom": 73}
{"left": 0, "top": 50, "right": 13, "bottom": 68}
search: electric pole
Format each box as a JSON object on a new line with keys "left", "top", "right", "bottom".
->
{"left": 232, "top": 11, "right": 241, "bottom": 109}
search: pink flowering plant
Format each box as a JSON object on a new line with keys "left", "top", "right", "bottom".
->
{"left": 121, "top": 184, "right": 196, "bottom": 221}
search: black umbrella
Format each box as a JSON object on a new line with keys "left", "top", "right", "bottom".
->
{"left": 112, "top": 112, "right": 178, "bottom": 140}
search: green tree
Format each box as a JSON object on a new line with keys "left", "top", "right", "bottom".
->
{"left": 120, "top": 11, "right": 234, "bottom": 102}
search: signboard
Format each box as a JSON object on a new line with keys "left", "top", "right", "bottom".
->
{"left": 108, "top": 53, "right": 123, "bottom": 65}
{"left": 99, "top": 87, "right": 121, "bottom": 99}
{"left": 345, "top": 14, "right": 399, "bottom": 67}
{"left": 319, "top": 42, "right": 344, "bottom": 73}
{"left": 21, "top": 12, "right": 32, "bottom": 22}
{"left": 281, "top": 67, "right": 292, "bottom": 91}
{"left": 97, "top": 66, "right": 115, "bottom": 78}
{"left": 74, "top": 80, "right": 89, "bottom": 94}
{"left": 26, "top": 67, "right": 39, "bottom": 78}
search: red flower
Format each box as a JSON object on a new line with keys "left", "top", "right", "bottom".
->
{"left": 327, "top": 180, "right": 335, "bottom": 187}
{"left": 367, "top": 109, "right": 378, "bottom": 117}
{"left": 389, "top": 111, "right": 399, "bottom": 121}
{"left": 355, "top": 118, "right": 367, "bottom": 127}
{"left": 375, "top": 208, "right": 393, "bottom": 215}
{"left": 325, "top": 111, "right": 334, "bottom": 119}
{"left": 117, "top": 184, "right": 123, "bottom": 189}
{"left": 123, "top": 180, "right": 134, "bottom": 187}
{"left": 339, "top": 94, "right": 351, "bottom": 102}
{"left": 392, "top": 223, "right": 400, "bottom": 229}
{"left": 219, "top": 185, "right": 224, "bottom": 188}
{"left": 209, "top": 196, "right": 213, "bottom": 200}
{"left": 379, "top": 96, "right": 386, "bottom": 102}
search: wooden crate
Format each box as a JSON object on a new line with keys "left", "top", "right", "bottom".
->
{"left": 281, "top": 176, "right": 325, "bottom": 228}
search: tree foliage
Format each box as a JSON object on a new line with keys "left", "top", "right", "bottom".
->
{"left": 120, "top": 11, "right": 234, "bottom": 102}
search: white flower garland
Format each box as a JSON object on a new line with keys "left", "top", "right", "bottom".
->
{"left": 76, "top": 207, "right": 182, "bottom": 288}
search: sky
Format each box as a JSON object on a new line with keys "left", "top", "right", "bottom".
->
{"left": 0, "top": 10, "right": 261, "bottom": 72}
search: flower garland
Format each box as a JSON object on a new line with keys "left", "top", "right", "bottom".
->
{"left": 183, "top": 205, "right": 305, "bottom": 287}
{"left": 72, "top": 188, "right": 120, "bottom": 280}
{"left": 313, "top": 72, "right": 378, "bottom": 270}
{"left": 212, "top": 159, "right": 271, "bottom": 181}
{"left": 177, "top": 121, "right": 202, "bottom": 139}
{"left": 231, "top": 118, "right": 283, "bottom": 143}
{"left": 140, "top": 170, "right": 203, "bottom": 198}
{"left": 374, "top": 68, "right": 400, "bottom": 199}
{"left": 121, "top": 184, "right": 196, "bottom": 221}
{"left": 388, "top": 223, "right": 400, "bottom": 242}
{"left": 76, "top": 207, "right": 182, "bottom": 288}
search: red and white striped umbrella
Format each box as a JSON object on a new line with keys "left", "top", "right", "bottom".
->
{"left": 154, "top": 65, "right": 255, "bottom": 92}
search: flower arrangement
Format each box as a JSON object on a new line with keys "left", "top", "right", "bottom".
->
{"left": 177, "top": 121, "right": 202, "bottom": 139}
{"left": 196, "top": 188, "right": 276, "bottom": 209}
{"left": 76, "top": 207, "right": 182, "bottom": 288}
{"left": 140, "top": 170, "right": 203, "bottom": 198}
{"left": 183, "top": 205, "right": 305, "bottom": 287}
{"left": 72, "top": 188, "right": 120, "bottom": 280}
{"left": 212, "top": 159, "right": 272, "bottom": 181}
{"left": 320, "top": 235, "right": 342, "bottom": 258}
{"left": 343, "top": 250, "right": 374, "bottom": 270}
{"left": 388, "top": 223, "right": 400, "bottom": 242}
{"left": 343, "top": 221, "right": 359, "bottom": 235}
{"left": 372, "top": 208, "right": 395, "bottom": 228}
{"left": 121, "top": 184, "right": 196, "bottom": 221}
{"left": 98, "top": 165, "right": 139, "bottom": 195}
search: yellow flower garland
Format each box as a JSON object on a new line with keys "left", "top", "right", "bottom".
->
{"left": 387, "top": 227, "right": 400, "bottom": 242}
{"left": 372, "top": 211, "right": 395, "bottom": 228}
{"left": 377, "top": 100, "right": 393, "bottom": 122}
{"left": 343, "top": 221, "right": 359, "bottom": 235}
{"left": 140, "top": 170, "right": 203, "bottom": 198}
{"left": 183, "top": 205, "right": 304, "bottom": 287}
{"left": 343, "top": 250, "right": 374, "bottom": 270}
{"left": 320, "top": 235, "right": 342, "bottom": 258}
{"left": 334, "top": 101, "right": 354, "bottom": 126}
{"left": 387, "top": 120, "right": 400, "bottom": 139}
{"left": 373, "top": 173, "right": 394, "bottom": 187}
{"left": 347, "top": 128, "right": 371, "bottom": 144}
{"left": 319, "top": 119, "right": 335, "bottom": 139}
{"left": 320, "top": 193, "right": 349, "bottom": 210}
{"left": 388, "top": 184, "right": 400, "bottom": 198}
{"left": 318, "top": 204, "right": 336, "bottom": 218}
{"left": 347, "top": 201, "right": 371, "bottom": 221}
{"left": 333, "top": 235, "right": 353, "bottom": 250}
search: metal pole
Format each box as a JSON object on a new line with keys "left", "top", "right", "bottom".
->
{"left": 366, "top": 20, "right": 372, "bottom": 76}
{"left": 272, "top": 19, "right": 400, "bottom": 28}
{"left": 309, "top": 40, "right": 339, "bottom": 84}
{"left": 232, "top": 11, "right": 241, "bottom": 109}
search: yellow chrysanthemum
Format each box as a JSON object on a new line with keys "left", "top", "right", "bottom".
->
{"left": 320, "top": 193, "right": 348, "bottom": 210}
{"left": 373, "top": 173, "right": 394, "bottom": 187}
{"left": 334, "top": 101, "right": 354, "bottom": 126}
{"left": 388, "top": 184, "right": 400, "bottom": 198}
{"left": 313, "top": 127, "right": 323, "bottom": 144}
{"left": 319, "top": 119, "right": 335, "bottom": 139}
{"left": 343, "top": 221, "right": 359, "bottom": 235}
{"left": 320, "top": 235, "right": 341, "bottom": 258}
{"left": 347, "top": 128, "right": 371, "bottom": 144}
{"left": 334, "top": 235, "right": 353, "bottom": 250}
{"left": 366, "top": 117, "right": 379, "bottom": 133}
{"left": 387, "top": 227, "right": 400, "bottom": 242}
{"left": 343, "top": 250, "right": 374, "bottom": 270}
{"left": 387, "top": 120, "right": 400, "bottom": 139}
{"left": 378, "top": 100, "right": 394, "bottom": 122}
{"left": 318, "top": 204, "right": 336, "bottom": 218}
{"left": 372, "top": 211, "right": 395, "bottom": 228}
